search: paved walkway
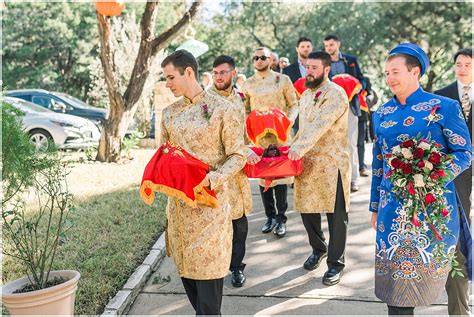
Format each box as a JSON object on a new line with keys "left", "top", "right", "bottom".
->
{"left": 128, "top": 146, "right": 456, "bottom": 315}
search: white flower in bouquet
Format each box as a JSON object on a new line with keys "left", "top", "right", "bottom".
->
{"left": 424, "top": 160, "right": 433, "bottom": 170}
{"left": 402, "top": 148, "right": 413, "bottom": 159}
{"left": 418, "top": 141, "right": 431, "bottom": 150}
{"left": 392, "top": 145, "right": 402, "bottom": 154}
{"left": 413, "top": 174, "right": 425, "bottom": 187}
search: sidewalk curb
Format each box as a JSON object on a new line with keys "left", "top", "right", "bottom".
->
{"left": 101, "top": 233, "right": 166, "bottom": 316}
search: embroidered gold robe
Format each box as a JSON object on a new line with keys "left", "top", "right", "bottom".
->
{"left": 242, "top": 70, "right": 298, "bottom": 186}
{"left": 207, "top": 85, "right": 252, "bottom": 220}
{"left": 291, "top": 80, "right": 351, "bottom": 213}
{"left": 160, "top": 90, "right": 246, "bottom": 279}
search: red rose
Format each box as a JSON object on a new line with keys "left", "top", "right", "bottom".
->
{"left": 401, "top": 140, "right": 415, "bottom": 148}
{"left": 424, "top": 193, "right": 436, "bottom": 205}
{"left": 429, "top": 172, "right": 439, "bottom": 180}
{"left": 349, "top": 63, "right": 356, "bottom": 68}
{"left": 401, "top": 163, "right": 413, "bottom": 174}
{"left": 390, "top": 158, "right": 402, "bottom": 169}
{"left": 428, "top": 152, "right": 442, "bottom": 165}
{"left": 441, "top": 208, "right": 449, "bottom": 218}
{"left": 407, "top": 181, "right": 416, "bottom": 195}
{"left": 417, "top": 160, "right": 425, "bottom": 168}
{"left": 436, "top": 170, "right": 446, "bottom": 177}
{"left": 412, "top": 214, "right": 421, "bottom": 227}
{"left": 413, "top": 148, "right": 425, "bottom": 159}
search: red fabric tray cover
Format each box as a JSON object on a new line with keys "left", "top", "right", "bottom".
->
{"left": 140, "top": 141, "right": 218, "bottom": 208}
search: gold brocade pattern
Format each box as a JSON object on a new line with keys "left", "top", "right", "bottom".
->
{"left": 207, "top": 85, "right": 253, "bottom": 220}
{"left": 160, "top": 90, "right": 247, "bottom": 279}
{"left": 242, "top": 70, "right": 298, "bottom": 187}
{"left": 291, "top": 81, "right": 351, "bottom": 213}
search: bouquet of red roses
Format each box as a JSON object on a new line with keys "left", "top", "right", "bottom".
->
{"left": 385, "top": 134, "right": 454, "bottom": 241}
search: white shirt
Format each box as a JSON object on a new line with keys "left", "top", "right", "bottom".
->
{"left": 457, "top": 80, "right": 473, "bottom": 103}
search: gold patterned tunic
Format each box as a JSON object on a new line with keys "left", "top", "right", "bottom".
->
{"left": 242, "top": 70, "right": 298, "bottom": 186}
{"left": 207, "top": 85, "right": 252, "bottom": 220}
{"left": 160, "top": 90, "right": 246, "bottom": 279}
{"left": 291, "top": 80, "right": 351, "bottom": 213}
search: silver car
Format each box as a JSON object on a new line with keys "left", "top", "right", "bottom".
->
{"left": 4, "top": 97, "right": 101, "bottom": 151}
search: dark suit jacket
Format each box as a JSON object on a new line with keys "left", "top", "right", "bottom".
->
{"left": 435, "top": 81, "right": 472, "bottom": 217}
{"left": 329, "top": 53, "right": 366, "bottom": 117}
{"left": 282, "top": 62, "right": 302, "bottom": 84}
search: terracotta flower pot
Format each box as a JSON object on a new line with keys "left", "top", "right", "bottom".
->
{"left": 2, "top": 270, "right": 80, "bottom": 315}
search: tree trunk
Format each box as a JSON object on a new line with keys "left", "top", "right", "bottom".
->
{"left": 95, "top": 1, "right": 201, "bottom": 162}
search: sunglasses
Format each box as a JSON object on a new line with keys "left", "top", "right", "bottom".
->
{"left": 253, "top": 55, "right": 270, "bottom": 61}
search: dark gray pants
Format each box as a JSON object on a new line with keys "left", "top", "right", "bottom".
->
{"left": 230, "top": 215, "right": 248, "bottom": 272}
{"left": 300, "top": 171, "right": 348, "bottom": 271}
{"left": 259, "top": 184, "right": 288, "bottom": 223}
{"left": 181, "top": 277, "right": 224, "bottom": 315}
{"left": 445, "top": 166, "right": 472, "bottom": 316}
{"left": 387, "top": 305, "right": 414, "bottom": 315}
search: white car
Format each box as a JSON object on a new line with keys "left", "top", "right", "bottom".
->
{"left": 4, "top": 97, "right": 101, "bottom": 151}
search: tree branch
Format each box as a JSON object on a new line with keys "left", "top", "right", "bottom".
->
{"left": 151, "top": 1, "right": 202, "bottom": 55}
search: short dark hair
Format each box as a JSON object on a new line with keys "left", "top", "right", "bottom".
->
{"left": 324, "top": 34, "right": 340, "bottom": 42}
{"left": 387, "top": 53, "right": 422, "bottom": 72}
{"left": 297, "top": 37, "right": 312, "bottom": 46}
{"left": 213, "top": 55, "right": 236, "bottom": 69}
{"left": 308, "top": 50, "right": 331, "bottom": 67}
{"left": 255, "top": 47, "right": 271, "bottom": 57}
{"left": 161, "top": 49, "right": 199, "bottom": 80}
{"left": 454, "top": 48, "right": 472, "bottom": 63}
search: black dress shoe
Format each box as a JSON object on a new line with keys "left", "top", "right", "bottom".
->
{"left": 322, "top": 267, "right": 343, "bottom": 286}
{"left": 231, "top": 270, "right": 246, "bottom": 287}
{"left": 303, "top": 253, "right": 327, "bottom": 271}
{"left": 261, "top": 219, "right": 276, "bottom": 233}
{"left": 273, "top": 222, "right": 286, "bottom": 237}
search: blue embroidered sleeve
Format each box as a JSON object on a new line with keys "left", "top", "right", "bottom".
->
{"left": 369, "top": 112, "right": 383, "bottom": 213}
{"left": 440, "top": 100, "right": 472, "bottom": 183}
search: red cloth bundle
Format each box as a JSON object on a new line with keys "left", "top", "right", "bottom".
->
{"left": 244, "top": 146, "right": 303, "bottom": 190}
{"left": 332, "top": 74, "right": 362, "bottom": 102}
{"left": 246, "top": 108, "right": 291, "bottom": 145}
{"left": 140, "top": 141, "right": 218, "bottom": 208}
{"left": 293, "top": 77, "right": 307, "bottom": 97}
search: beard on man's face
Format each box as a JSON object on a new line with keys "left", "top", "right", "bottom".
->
{"left": 215, "top": 79, "right": 233, "bottom": 91}
{"left": 305, "top": 73, "right": 325, "bottom": 89}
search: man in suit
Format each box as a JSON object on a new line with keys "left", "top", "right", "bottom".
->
{"left": 324, "top": 34, "right": 366, "bottom": 192}
{"left": 435, "top": 47, "right": 472, "bottom": 316}
{"left": 284, "top": 37, "right": 313, "bottom": 134}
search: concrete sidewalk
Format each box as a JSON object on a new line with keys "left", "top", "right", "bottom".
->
{"left": 128, "top": 152, "right": 454, "bottom": 315}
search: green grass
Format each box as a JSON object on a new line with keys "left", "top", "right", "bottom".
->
{"left": 3, "top": 186, "right": 167, "bottom": 315}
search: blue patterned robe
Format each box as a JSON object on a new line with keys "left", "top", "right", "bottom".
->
{"left": 370, "top": 87, "right": 471, "bottom": 307}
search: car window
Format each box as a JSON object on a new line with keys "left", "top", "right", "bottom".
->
{"left": 32, "top": 96, "right": 55, "bottom": 110}
{"left": 54, "top": 92, "right": 92, "bottom": 109}
{"left": 4, "top": 98, "right": 53, "bottom": 113}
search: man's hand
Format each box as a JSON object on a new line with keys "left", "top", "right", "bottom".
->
{"left": 202, "top": 174, "right": 210, "bottom": 187}
{"left": 288, "top": 150, "right": 300, "bottom": 161}
{"left": 247, "top": 152, "right": 261, "bottom": 165}
{"left": 370, "top": 212, "right": 378, "bottom": 230}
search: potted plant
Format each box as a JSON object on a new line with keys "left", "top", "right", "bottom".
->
{"left": 1, "top": 102, "right": 80, "bottom": 315}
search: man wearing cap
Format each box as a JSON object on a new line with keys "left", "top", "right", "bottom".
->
{"left": 435, "top": 48, "right": 472, "bottom": 316}
{"left": 160, "top": 50, "right": 247, "bottom": 314}
{"left": 207, "top": 55, "right": 252, "bottom": 288}
{"left": 242, "top": 47, "right": 298, "bottom": 238}
{"left": 369, "top": 43, "right": 471, "bottom": 315}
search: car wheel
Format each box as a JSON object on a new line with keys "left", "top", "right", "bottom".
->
{"left": 29, "top": 129, "right": 53, "bottom": 151}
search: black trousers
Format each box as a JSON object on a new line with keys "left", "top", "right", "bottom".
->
{"left": 181, "top": 277, "right": 224, "bottom": 315}
{"left": 259, "top": 184, "right": 288, "bottom": 223}
{"left": 300, "top": 171, "right": 348, "bottom": 271}
{"left": 230, "top": 215, "right": 248, "bottom": 272}
{"left": 387, "top": 305, "right": 414, "bottom": 315}
{"left": 357, "top": 120, "right": 367, "bottom": 170}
